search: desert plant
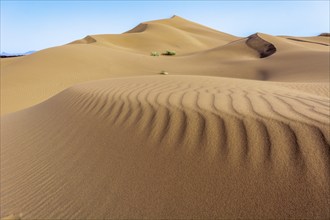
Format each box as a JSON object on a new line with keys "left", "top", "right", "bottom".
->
{"left": 162, "top": 50, "right": 176, "bottom": 56}
{"left": 150, "top": 51, "right": 160, "bottom": 56}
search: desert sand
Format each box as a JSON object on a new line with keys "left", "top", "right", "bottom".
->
{"left": 1, "top": 16, "right": 329, "bottom": 219}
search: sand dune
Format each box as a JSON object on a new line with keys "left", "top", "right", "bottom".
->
{"left": 70, "top": 16, "right": 238, "bottom": 54}
{"left": 1, "top": 16, "right": 329, "bottom": 114}
{"left": 1, "top": 76, "right": 329, "bottom": 219}
{"left": 1, "top": 16, "right": 330, "bottom": 219}
{"left": 0, "top": 57, "right": 23, "bottom": 69}
{"left": 246, "top": 33, "right": 276, "bottom": 58}
{"left": 282, "top": 34, "right": 330, "bottom": 45}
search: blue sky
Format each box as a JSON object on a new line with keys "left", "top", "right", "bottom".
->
{"left": 1, "top": 0, "right": 329, "bottom": 53}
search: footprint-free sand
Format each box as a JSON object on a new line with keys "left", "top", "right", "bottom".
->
{"left": 1, "top": 16, "right": 329, "bottom": 219}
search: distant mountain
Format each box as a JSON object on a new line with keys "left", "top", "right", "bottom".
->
{"left": 22, "top": 50, "right": 36, "bottom": 55}
{"left": 0, "top": 52, "right": 13, "bottom": 56}
{"left": 0, "top": 50, "right": 36, "bottom": 56}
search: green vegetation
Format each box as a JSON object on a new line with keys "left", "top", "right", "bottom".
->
{"left": 162, "top": 50, "right": 176, "bottom": 56}
{"left": 150, "top": 51, "right": 160, "bottom": 56}
{"left": 151, "top": 50, "right": 176, "bottom": 56}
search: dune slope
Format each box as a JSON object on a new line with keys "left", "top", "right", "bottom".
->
{"left": 70, "top": 16, "right": 239, "bottom": 54}
{"left": 1, "top": 17, "right": 329, "bottom": 114}
{"left": 1, "top": 76, "right": 329, "bottom": 219}
{"left": 1, "top": 15, "right": 330, "bottom": 219}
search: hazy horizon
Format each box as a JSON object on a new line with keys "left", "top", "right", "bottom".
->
{"left": 1, "top": 0, "right": 329, "bottom": 53}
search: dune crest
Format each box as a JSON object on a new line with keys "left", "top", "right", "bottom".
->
{"left": 70, "top": 35, "right": 97, "bottom": 44}
{"left": 1, "top": 76, "right": 329, "bottom": 219}
{"left": 124, "top": 23, "right": 148, "bottom": 33}
{"left": 246, "top": 33, "right": 277, "bottom": 58}
{"left": 1, "top": 16, "right": 330, "bottom": 219}
{"left": 70, "top": 15, "right": 238, "bottom": 51}
{"left": 2, "top": 16, "right": 329, "bottom": 114}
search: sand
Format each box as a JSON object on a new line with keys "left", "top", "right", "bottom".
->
{"left": 1, "top": 16, "right": 329, "bottom": 219}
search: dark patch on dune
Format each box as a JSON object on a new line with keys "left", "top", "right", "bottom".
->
{"left": 83, "top": 35, "right": 97, "bottom": 43}
{"left": 124, "top": 23, "right": 148, "bottom": 33}
{"left": 69, "top": 35, "right": 97, "bottom": 44}
{"left": 1, "top": 55, "right": 24, "bottom": 58}
{"left": 246, "top": 34, "right": 276, "bottom": 58}
{"left": 319, "top": 33, "right": 330, "bottom": 37}
{"left": 258, "top": 70, "right": 270, "bottom": 81}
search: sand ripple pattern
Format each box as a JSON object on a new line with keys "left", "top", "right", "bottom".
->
{"left": 1, "top": 76, "right": 329, "bottom": 219}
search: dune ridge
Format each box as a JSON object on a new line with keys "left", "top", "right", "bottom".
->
{"left": 70, "top": 15, "right": 238, "bottom": 54}
{"left": 246, "top": 33, "right": 277, "bottom": 58}
{"left": 286, "top": 37, "right": 330, "bottom": 46}
{"left": 1, "top": 76, "right": 330, "bottom": 219}
{"left": 1, "top": 16, "right": 330, "bottom": 219}
{"left": 2, "top": 16, "right": 329, "bottom": 114}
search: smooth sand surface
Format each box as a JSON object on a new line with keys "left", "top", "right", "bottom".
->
{"left": 1, "top": 16, "right": 329, "bottom": 219}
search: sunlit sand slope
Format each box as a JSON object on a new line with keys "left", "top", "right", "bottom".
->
{"left": 1, "top": 17, "right": 329, "bottom": 114}
{"left": 1, "top": 76, "right": 329, "bottom": 219}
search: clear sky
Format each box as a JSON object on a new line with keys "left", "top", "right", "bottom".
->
{"left": 1, "top": 0, "right": 329, "bottom": 53}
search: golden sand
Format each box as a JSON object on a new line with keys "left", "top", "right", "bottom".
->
{"left": 1, "top": 16, "right": 329, "bottom": 219}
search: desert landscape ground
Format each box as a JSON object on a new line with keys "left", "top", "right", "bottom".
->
{"left": 1, "top": 16, "right": 329, "bottom": 219}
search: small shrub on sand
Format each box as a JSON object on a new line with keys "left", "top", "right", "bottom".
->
{"left": 162, "top": 50, "right": 176, "bottom": 56}
{"left": 150, "top": 51, "right": 160, "bottom": 56}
